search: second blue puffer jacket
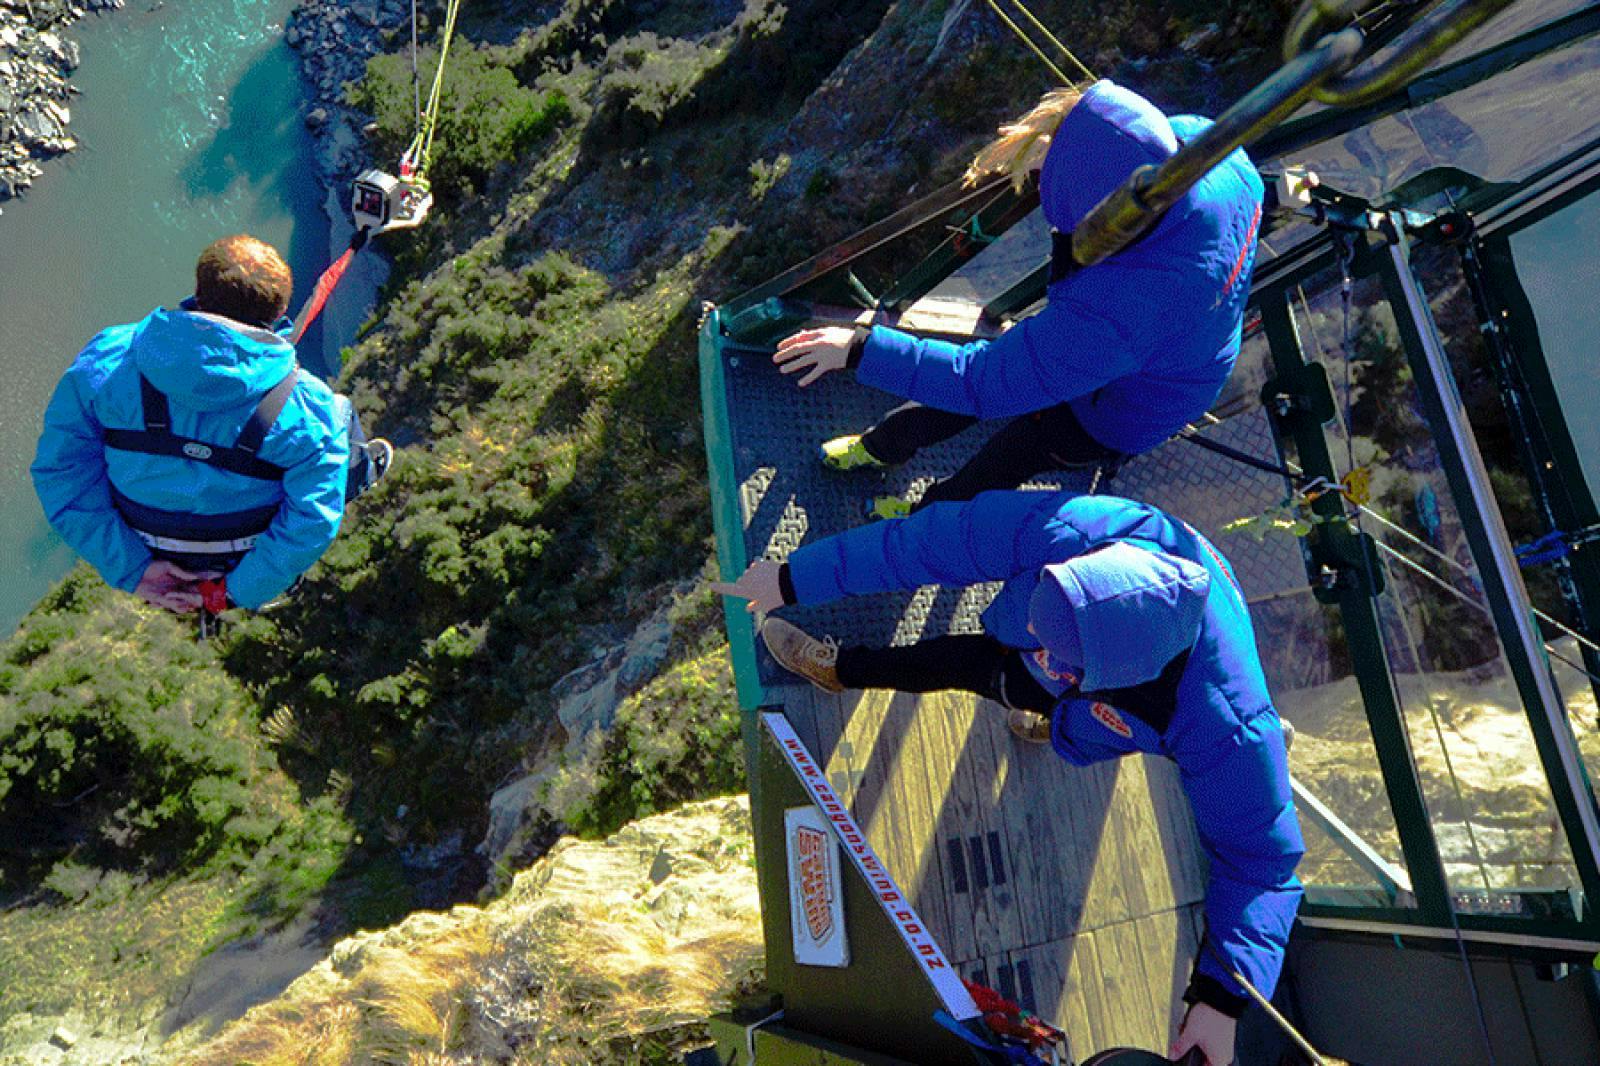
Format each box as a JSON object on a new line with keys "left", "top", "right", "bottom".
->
{"left": 786, "top": 490, "right": 1304, "bottom": 1010}
{"left": 31, "top": 306, "right": 350, "bottom": 609}
{"left": 853, "top": 80, "right": 1264, "bottom": 454}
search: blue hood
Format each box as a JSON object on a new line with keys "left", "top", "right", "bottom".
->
{"left": 1039, "top": 80, "right": 1179, "bottom": 233}
{"left": 1040, "top": 540, "right": 1210, "bottom": 691}
{"left": 128, "top": 307, "right": 296, "bottom": 412}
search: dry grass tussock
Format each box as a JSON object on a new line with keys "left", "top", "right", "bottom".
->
{"left": 176, "top": 798, "right": 761, "bottom": 1065}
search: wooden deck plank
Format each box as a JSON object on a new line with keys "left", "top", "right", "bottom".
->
{"left": 984, "top": 724, "right": 1071, "bottom": 949}
{"left": 1088, "top": 917, "right": 1167, "bottom": 1051}
{"left": 891, "top": 689, "right": 980, "bottom": 962}
{"left": 1140, "top": 902, "right": 1206, "bottom": 1046}
{"left": 778, "top": 684, "right": 826, "bottom": 765}
{"left": 1153, "top": 757, "right": 1208, "bottom": 905}
{"left": 844, "top": 688, "right": 965, "bottom": 958}
{"left": 915, "top": 691, "right": 1028, "bottom": 963}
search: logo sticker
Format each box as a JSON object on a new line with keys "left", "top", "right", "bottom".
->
{"left": 182, "top": 442, "right": 214, "bottom": 460}
{"left": 784, "top": 805, "right": 848, "bottom": 966}
{"left": 1090, "top": 701, "right": 1133, "bottom": 738}
{"left": 796, "top": 826, "right": 834, "bottom": 943}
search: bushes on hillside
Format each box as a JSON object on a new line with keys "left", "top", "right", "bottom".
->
{"left": 0, "top": 568, "right": 287, "bottom": 884}
{"left": 350, "top": 42, "right": 573, "bottom": 198}
{"left": 547, "top": 646, "right": 744, "bottom": 840}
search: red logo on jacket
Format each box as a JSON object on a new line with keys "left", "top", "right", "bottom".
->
{"left": 1090, "top": 701, "right": 1133, "bottom": 739}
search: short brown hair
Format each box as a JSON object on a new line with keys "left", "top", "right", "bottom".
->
{"left": 195, "top": 235, "right": 293, "bottom": 326}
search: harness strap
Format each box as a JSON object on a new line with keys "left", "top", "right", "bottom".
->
{"left": 236, "top": 372, "right": 299, "bottom": 456}
{"left": 133, "top": 530, "right": 261, "bottom": 555}
{"left": 1048, "top": 230, "right": 1080, "bottom": 286}
{"left": 102, "top": 371, "right": 299, "bottom": 483}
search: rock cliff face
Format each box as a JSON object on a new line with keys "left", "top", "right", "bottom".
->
{"left": 0, "top": 0, "right": 121, "bottom": 203}
{"left": 284, "top": 0, "right": 409, "bottom": 184}
{"left": 175, "top": 797, "right": 761, "bottom": 1065}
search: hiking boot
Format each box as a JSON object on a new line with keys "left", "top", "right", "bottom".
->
{"left": 760, "top": 617, "right": 844, "bottom": 694}
{"left": 1007, "top": 708, "right": 1053, "bottom": 744}
{"left": 866, "top": 495, "right": 912, "bottom": 521}
{"left": 366, "top": 438, "right": 395, "bottom": 482}
{"left": 820, "top": 434, "right": 886, "bottom": 472}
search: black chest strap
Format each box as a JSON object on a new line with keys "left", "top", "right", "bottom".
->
{"left": 103, "top": 372, "right": 299, "bottom": 482}
{"left": 1049, "top": 230, "right": 1081, "bottom": 287}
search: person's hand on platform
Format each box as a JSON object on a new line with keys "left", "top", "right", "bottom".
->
{"left": 711, "top": 559, "right": 787, "bottom": 614}
{"left": 1171, "top": 1002, "right": 1236, "bottom": 1066}
{"left": 773, "top": 327, "right": 854, "bottom": 386}
{"left": 134, "top": 560, "right": 219, "bottom": 614}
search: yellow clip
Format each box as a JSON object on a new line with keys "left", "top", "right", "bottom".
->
{"left": 1342, "top": 467, "right": 1373, "bottom": 506}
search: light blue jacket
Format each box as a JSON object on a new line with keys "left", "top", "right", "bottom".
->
{"left": 32, "top": 306, "right": 350, "bottom": 609}
{"left": 854, "top": 81, "right": 1263, "bottom": 453}
{"left": 787, "top": 490, "right": 1304, "bottom": 1005}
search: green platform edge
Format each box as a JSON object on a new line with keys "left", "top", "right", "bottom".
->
{"left": 700, "top": 308, "right": 769, "bottom": 714}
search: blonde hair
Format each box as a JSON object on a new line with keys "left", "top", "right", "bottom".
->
{"left": 964, "top": 87, "right": 1085, "bottom": 191}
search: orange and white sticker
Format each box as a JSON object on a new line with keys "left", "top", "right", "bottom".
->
{"left": 1090, "top": 701, "right": 1133, "bottom": 739}
{"left": 786, "top": 806, "right": 847, "bottom": 966}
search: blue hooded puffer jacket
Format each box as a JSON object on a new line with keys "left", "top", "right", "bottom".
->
{"left": 787, "top": 490, "right": 1303, "bottom": 1007}
{"left": 32, "top": 306, "right": 351, "bottom": 610}
{"left": 853, "top": 80, "right": 1264, "bottom": 454}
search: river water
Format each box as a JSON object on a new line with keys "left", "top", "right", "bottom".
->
{"left": 0, "top": 0, "right": 356, "bottom": 634}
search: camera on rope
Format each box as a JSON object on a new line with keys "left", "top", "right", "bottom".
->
{"left": 351, "top": 150, "right": 434, "bottom": 235}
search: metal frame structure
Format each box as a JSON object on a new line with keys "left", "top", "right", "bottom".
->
{"left": 699, "top": 8, "right": 1600, "bottom": 1060}
{"left": 708, "top": 143, "right": 1600, "bottom": 956}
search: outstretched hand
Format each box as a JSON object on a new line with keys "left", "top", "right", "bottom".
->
{"left": 773, "top": 326, "right": 856, "bottom": 387}
{"left": 134, "top": 560, "right": 220, "bottom": 614}
{"left": 1170, "top": 1003, "right": 1236, "bottom": 1066}
{"left": 710, "top": 559, "right": 787, "bottom": 614}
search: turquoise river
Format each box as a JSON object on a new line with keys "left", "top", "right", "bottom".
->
{"left": 0, "top": 0, "right": 365, "bottom": 633}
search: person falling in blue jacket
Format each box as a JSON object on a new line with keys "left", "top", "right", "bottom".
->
{"left": 714, "top": 490, "right": 1303, "bottom": 1066}
{"left": 32, "top": 235, "right": 389, "bottom": 614}
{"left": 773, "top": 81, "right": 1263, "bottom": 518}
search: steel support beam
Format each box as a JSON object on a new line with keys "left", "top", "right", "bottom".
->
{"left": 1379, "top": 220, "right": 1600, "bottom": 920}
{"left": 1257, "top": 289, "right": 1454, "bottom": 925}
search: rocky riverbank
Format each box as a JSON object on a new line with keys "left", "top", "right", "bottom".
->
{"left": 284, "top": 0, "right": 409, "bottom": 185}
{"left": 0, "top": 0, "right": 120, "bottom": 204}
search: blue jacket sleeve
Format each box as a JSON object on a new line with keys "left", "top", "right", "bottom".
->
{"left": 1176, "top": 709, "right": 1304, "bottom": 1003}
{"left": 852, "top": 295, "right": 1139, "bottom": 419}
{"left": 31, "top": 365, "right": 153, "bottom": 593}
{"left": 788, "top": 491, "right": 1087, "bottom": 604}
{"left": 225, "top": 396, "right": 350, "bottom": 610}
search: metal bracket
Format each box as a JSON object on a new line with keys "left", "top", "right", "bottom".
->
{"left": 1262, "top": 361, "right": 1338, "bottom": 429}
{"left": 1309, "top": 525, "right": 1386, "bottom": 604}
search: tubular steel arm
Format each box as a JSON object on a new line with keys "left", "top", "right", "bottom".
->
{"left": 1067, "top": 0, "right": 1516, "bottom": 268}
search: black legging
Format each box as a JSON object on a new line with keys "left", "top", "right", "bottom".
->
{"left": 858, "top": 401, "right": 1123, "bottom": 510}
{"left": 835, "top": 634, "right": 1056, "bottom": 713}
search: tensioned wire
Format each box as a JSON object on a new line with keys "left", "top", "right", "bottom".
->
{"left": 981, "top": 0, "right": 1097, "bottom": 85}
{"left": 406, "top": 0, "right": 466, "bottom": 180}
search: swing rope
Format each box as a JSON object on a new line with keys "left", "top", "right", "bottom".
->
{"left": 403, "top": 0, "right": 466, "bottom": 186}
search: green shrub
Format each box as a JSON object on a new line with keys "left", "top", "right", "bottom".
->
{"left": 549, "top": 645, "right": 745, "bottom": 839}
{"left": 0, "top": 570, "right": 288, "bottom": 882}
{"left": 350, "top": 42, "right": 573, "bottom": 198}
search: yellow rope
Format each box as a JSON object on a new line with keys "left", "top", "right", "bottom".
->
{"left": 982, "top": 0, "right": 1073, "bottom": 85}
{"left": 405, "top": 0, "right": 465, "bottom": 184}
{"left": 997, "top": 0, "right": 1097, "bottom": 82}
